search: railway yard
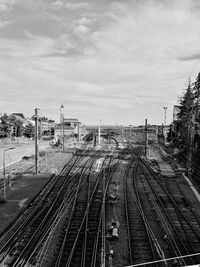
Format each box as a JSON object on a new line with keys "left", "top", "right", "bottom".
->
{"left": 0, "top": 134, "right": 200, "bottom": 267}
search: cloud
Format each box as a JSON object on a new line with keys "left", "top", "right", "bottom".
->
{"left": 65, "top": 2, "right": 89, "bottom": 10}
{"left": 175, "top": 41, "right": 200, "bottom": 61}
{"left": 1, "top": 0, "right": 200, "bottom": 124}
{"left": 93, "top": 1, "right": 197, "bottom": 63}
{"left": 52, "top": 0, "right": 64, "bottom": 9}
{"left": 179, "top": 53, "right": 200, "bottom": 61}
{"left": 0, "top": 20, "right": 12, "bottom": 28}
{"left": 77, "top": 17, "right": 91, "bottom": 25}
{"left": 110, "top": 1, "right": 129, "bottom": 14}
{"left": 73, "top": 24, "right": 89, "bottom": 36}
{"left": 52, "top": 0, "right": 90, "bottom": 10}
{"left": 0, "top": 0, "right": 15, "bottom": 12}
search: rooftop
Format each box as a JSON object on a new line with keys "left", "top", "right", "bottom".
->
{"left": 12, "top": 113, "right": 25, "bottom": 119}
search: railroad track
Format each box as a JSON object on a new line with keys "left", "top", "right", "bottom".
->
{"left": 2, "top": 143, "right": 200, "bottom": 266}
{"left": 0, "top": 148, "right": 106, "bottom": 266}
{"left": 122, "top": 148, "right": 200, "bottom": 266}
{"left": 124, "top": 153, "right": 161, "bottom": 266}
{"left": 43, "top": 156, "right": 116, "bottom": 267}
{"left": 134, "top": 156, "right": 200, "bottom": 265}
{"left": 0, "top": 149, "right": 86, "bottom": 242}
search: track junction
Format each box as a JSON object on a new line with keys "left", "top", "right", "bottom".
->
{"left": 0, "top": 135, "right": 200, "bottom": 267}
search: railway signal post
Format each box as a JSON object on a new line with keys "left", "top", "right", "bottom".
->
{"left": 144, "top": 119, "right": 148, "bottom": 156}
{"left": 34, "top": 108, "right": 39, "bottom": 175}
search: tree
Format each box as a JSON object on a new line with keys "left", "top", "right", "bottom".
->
{"left": 170, "top": 73, "right": 200, "bottom": 177}
{"left": 9, "top": 115, "right": 24, "bottom": 137}
{"left": 176, "top": 80, "right": 194, "bottom": 152}
{"left": 39, "top": 116, "right": 48, "bottom": 122}
{"left": 24, "top": 123, "right": 34, "bottom": 138}
{"left": 0, "top": 113, "right": 12, "bottom": 137}
{"left": 193, "top": 72, "right": 200, "bottom": 103}
{"left": 192, "top": 72, "right": 200, "bottom": 122}
{"left": 51, "top": 127, "right": 54, "bottom": 137}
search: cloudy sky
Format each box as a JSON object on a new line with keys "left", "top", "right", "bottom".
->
{"left": 1, "top": 0, "right": 200, "bottom": 125}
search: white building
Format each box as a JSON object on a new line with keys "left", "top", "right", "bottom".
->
{"left": 54, "top": 118, "right": 82, "bottom": 142}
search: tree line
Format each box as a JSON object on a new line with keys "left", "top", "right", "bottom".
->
{"left": 0, "top": 114, "right": 33, "bottom": 138}
{"left": 0, "top": 114, "right": 54, "bottom": 139}
{"left": 167, "top": 72, "right": 200, "bottom": 177}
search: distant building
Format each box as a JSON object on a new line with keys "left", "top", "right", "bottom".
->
{"left": 12, "top": 113, "right": 29, "bottom": 127}
{"left": 39, "top": 120, "right": 55, "bottom": 135}
{"left": 12, "top": 113, "right": 55, "bottom": 136}
{"left": 64, "top": 118, "right": 79, "bottom": 128}
{"left": 54, "top": 118, "right": 82, "bottom": 142}
{"left": 12, "top": 113, "right": 25, "bottom": 119}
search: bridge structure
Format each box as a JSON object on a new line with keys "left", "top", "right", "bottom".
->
{"left": 93, "top": 132, "right": 120, "bottom": 147}
{"left": 85, "top": 124, "right": 168, "bottom": 146}
{"left": 84, "top": 126, "right": 121, "bottom": 147}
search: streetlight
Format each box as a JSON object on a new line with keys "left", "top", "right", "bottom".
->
{"left": 35, "top": 108, "right": 39, "bottom": 175}
{"left": 98, "top": 119, "right": 101, "bottom": 146}
{"left": 163, "top": 106, "right": 167, "bottom": 125}
{"left": 163, "top": 107, "right": 168, "bottom": 144}
{"left": 3, "top": 147, "right": 15, "bottom": 200}
{"left": 60, "top": 104, "right": 64, "bottom": 152}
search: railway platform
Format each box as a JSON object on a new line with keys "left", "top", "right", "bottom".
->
{"left": 148, "top": 146, "right": 176, "bottom": 177}
{"left": 149, "top": 145, "right": 200, "bottom": 206}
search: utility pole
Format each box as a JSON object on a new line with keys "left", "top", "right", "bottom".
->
{"left": 101, "top": 171, "right": 106, "bottom": 267}
{"left": 78, "top": 122, "right": 81, "bottom": 142}
{"left": 60, "top": 104, "right": 64, "bottom": 152}
{"left": 98, "top": 120, "right": 101, "bottom": 146}
{"left": 163, "top": 107, "right": 167, "bottom": 125}
{"left": 35, "top": 108, "right": 39, "bottom": 175}
{"left": 144, "top": 119, "right": 148, "bottom": 156}
{"left": 62, "top": 115, "right": 64, "bottom": 153}
{"left": 3, "top": 147, "right": 15, "bottom": 200}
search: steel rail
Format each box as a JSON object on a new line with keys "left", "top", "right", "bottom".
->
{"left": 0, "top": 160, "right": 79, "bottom": 259}
{"left": 0, "top": 150, "right": 100, "bottom": 266}
{"left": 91, "top": 156, "right": 117, "bottom": 267}
{"left": 132, "top": 156, "right": 162, "bottom": 264}
{"left": 26, "top": 169, "right": 91, "bottom": 266}
{"left": 55, "top": 155, "right": 114, "bottom": 267}
{"left": 64, "top": 157, "right": 109, "bottom": 267}
{"left": 138, "top": 158, "right": 200, "bottom": 265}
{"left": 39, "top": 150, "right": 107, "bottom": 266}
{"left": 12, "top": 152, "right": 101, "bottom": 266}
{"left": 175, "top": 180, "right": 200, "bottom": 226}
{"left": 139, "top": 156, "right": 200, "bottom": 242}
{"left": 140, "top": 156, "right": 200, "bottom": 243}
{"left": 138, "top": 161, "right": 189, "bottom": 265}
{"left": 123, "top": 154, "right": 137, "bottom": 265}
{"left": 0, "top": 151, "right": 84, "bottom": 243}
{"left": 35, "top": 165, "right": 95, "bottom": 267}
{"left": 54, "top": 164, "right": 93, "bottom": 267}
{"left": 136, "top": 164, "right": 184, "bottom": 264}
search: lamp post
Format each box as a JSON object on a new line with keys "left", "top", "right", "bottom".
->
{"left": 163, "top": 106, "right": 167, "bottom": 125}
{"left": 60, "top": 104, "right": 64, "bottom": 152}
{"left": 35, "top": 108, "right": 39, "bottom": 175}
{"left": 144, "top": 119, "right": 148, "bottom": 156}
{"left": 3, "top": 147, "right": 15, "bottom": 200}
{"left": 163, "top": 107, "right": 168, "bottom": 144}
{"left": 98, "top": 119, "right": 101, "bottom": 146}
